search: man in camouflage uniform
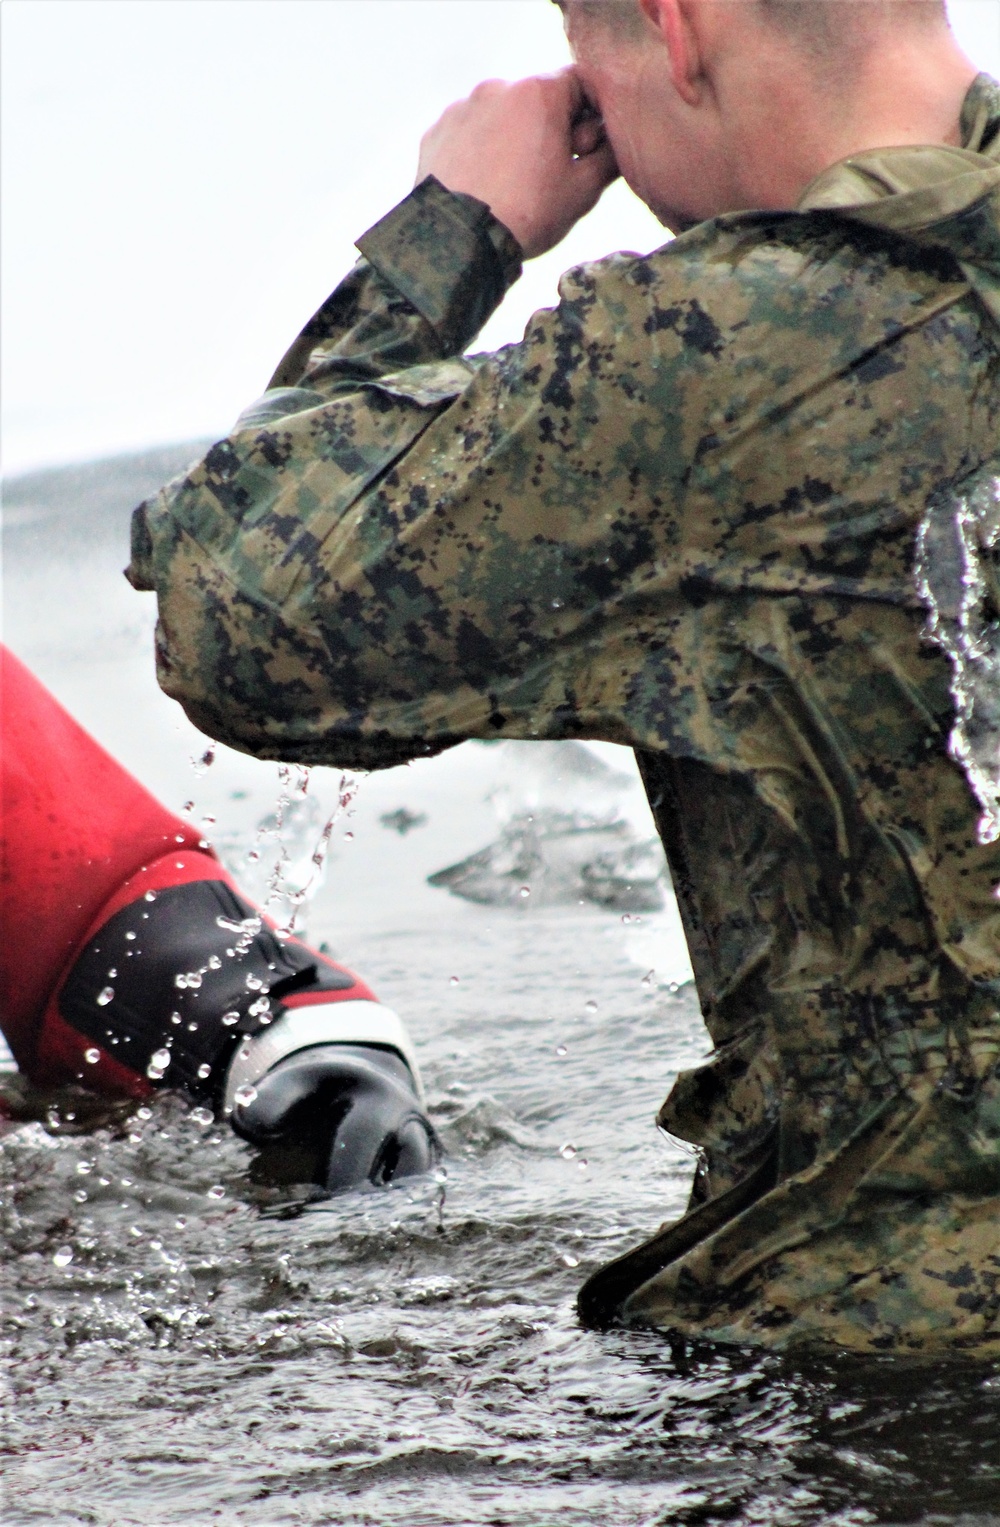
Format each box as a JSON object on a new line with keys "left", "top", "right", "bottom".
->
{"left": 128, "top": 0, "right": 1000, "bottom": 1354}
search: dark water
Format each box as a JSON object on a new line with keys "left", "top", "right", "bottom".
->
{"left": 3, "top": 449, "right": 1000, "bottom": 1526}
{"left": 4, "top": 908, "right": 999, "bottom": 1526}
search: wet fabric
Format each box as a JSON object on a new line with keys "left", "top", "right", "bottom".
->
{"left": 130, "top": 74, "right": 1000, "bottom": 1354}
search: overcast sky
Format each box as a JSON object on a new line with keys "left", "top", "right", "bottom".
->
{"left": 3, "top": 0, "right": 998, "bottom": 476}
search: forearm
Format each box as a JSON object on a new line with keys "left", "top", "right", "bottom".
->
{"left": 125, "top": 180, "right": 528, "bottom": 762}
{"left": 128, "top": 177, "right": 520, "bottom": 589}
{"left": 257, "top": 176, "right": 521, "bottom": 407}
{"left": 123, "top": 62, "right": 633, "bottom": 768}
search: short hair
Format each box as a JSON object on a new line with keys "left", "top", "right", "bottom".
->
{"left": 566, "top": 0, "right": 648, "bottom": 38}
{"left": 567, "top": 0, "right": 948, "bottom": 49}
{"left": 760, "top": 0, "right": 947, "bottom": 54}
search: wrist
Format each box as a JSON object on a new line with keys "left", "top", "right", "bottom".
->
{"left": 356, "top": 176, "right": 522, "bottom": 356}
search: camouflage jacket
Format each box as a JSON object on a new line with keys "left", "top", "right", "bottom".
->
{"left": 130, "top": 75, "right": 1000, "bottom": 1353}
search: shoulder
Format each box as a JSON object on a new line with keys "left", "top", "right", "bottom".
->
{"left": 551, "top": 210, "right": 963, "bottom": 351}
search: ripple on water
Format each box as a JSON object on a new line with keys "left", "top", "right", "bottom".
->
{"left": 2, "top": 923, "right": 999, "bottom": 1526}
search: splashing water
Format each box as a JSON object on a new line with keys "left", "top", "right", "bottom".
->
{"left": 189, "top": 743, "right": 216, "bottom": 776}
{"left": 217, "top": 766, "right": 360, "bottom": 940}
{"left": 146, "top": 1047, "right": 172, "bottom": 1081}
{"left": 914, "top": 462, "right": 1000, "bottom": 845}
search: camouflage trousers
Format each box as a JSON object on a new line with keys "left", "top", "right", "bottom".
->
{"left": 580, "top": 753, "right": 1000, "bottom": 1357}
{"left": 581, "top": 1069, "right": 1000, "bottom": 1355}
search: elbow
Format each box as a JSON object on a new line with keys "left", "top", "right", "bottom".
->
{"left": 152, "top": 613, "right": 441, "bottom": 773}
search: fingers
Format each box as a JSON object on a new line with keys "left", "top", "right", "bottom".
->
{"left": 413, "top": 66, "right": 617, "bottom": 260}
{"left": 567, "top": 138, "right": 620, "bottom": 217}
{"left": 571, "top": 110, "right": 607, "bottom": 159}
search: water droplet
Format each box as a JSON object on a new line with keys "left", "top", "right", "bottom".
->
{"left": 107, "top": 967, "right": 117, "bottom": 979}
{"left": 551, "top": 597, "right": 564, "bottom": 610}
{"left": 125, "top": 930, "right": 137, "bottom": 941}
{"left": 84, "top": 1048, "right": 100, "bottom": 1064}
{"left": 136, "top": 1106, "right": 152, "bottom": 1120}
{"left": 584, "top": 1000, "right": 598, "bottom": 1014}
{"left": 146, "top": 1047, "right": 171, "bottom": 1080}
{"left": 170, "top": 1011, "right": 182, "bottom": 1025}
{"left": 555, "top": 1044, "right": 568, "bottom": 1057}
{"left": 144, "top": 890, "right": 158, "bottom": 903}
{"left": 577, "top": 1158, "right": 589, "bottom": 1171}
{"left": 245, "top": 974, "right": 263, "bottom": 991}
{"left": 344, "top": 830, "right": 354, "bottom": 841}
{"left": 197, "top": 1063, "right": 212, "bottom": 1079}
{"left": 233, "top": 1083, "right": 258, "bottom": 1108}
{"left": 189, "top": 1106, "right": 214, "bottom": 1127}
{"left": 129, "top": 1225, "right": 143, "bottom": 1238}
{"left": 207, "top": 1184, "right": 226, "bottom": 1200}
{"left": 175, "top": 834, "right": 186, "bottom": 844}
{"left": 668, "top": 982, "right": 680, "bottom": 995}
{"left": 53, "top": 1246, "right": 73, "bottom": 1268}
{"left": 75, "top": 1162, "right": 92, "bottom": 1176}
{"left": 175, "top": 1216, "right": 187, "bottom": 1230}
{"left": 518, "top": 885, "right": 531, "bottom": 900}
{"left": 207, "top": 954, "right": 221, "bottom": 970}
{"left": 449, "top": 975, "right": 459, "bottom": 987}
{"left": 202, "top": 813, "right": 216, "bottom": 826}
{"left": 73, "top": 1188, "right": 88, "bottom": 1204}
{"left": 96, "top": 986, "right": 114, "bottom": 1006}
{"left": 559, "top": 1142, "right": 578, "bottom": 1160}
{"left": 621, "top": 913, "right": 632, "bottom": 924}
{"left": 561, "top": 1252, "right": 579, "bottom": 1267}
{"left": 221, "top": 1011, "right": 240, "bottom": 1027}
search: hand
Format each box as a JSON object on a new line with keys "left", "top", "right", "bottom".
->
{"left": 231, "top": 1044, "right": 439, "bottom": 1192}
{"left": 416, "top": 68, "right": 619, "bottom": 259}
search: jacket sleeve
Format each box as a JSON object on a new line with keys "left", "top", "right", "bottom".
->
{"left": 126, "top": 180, "right": 701, "bottom": 770}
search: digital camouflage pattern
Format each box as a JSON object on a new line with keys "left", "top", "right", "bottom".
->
{"left": 129, "top": 74, "right": 1000, "bottom": 1355}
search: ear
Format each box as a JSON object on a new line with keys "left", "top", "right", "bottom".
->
{"left": 638, "top": 0, "right": 705, "bottom": 106}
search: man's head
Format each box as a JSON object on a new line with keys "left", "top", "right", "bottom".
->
{"left": 558, "top": 0, "right": 973, "bottom": 227}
